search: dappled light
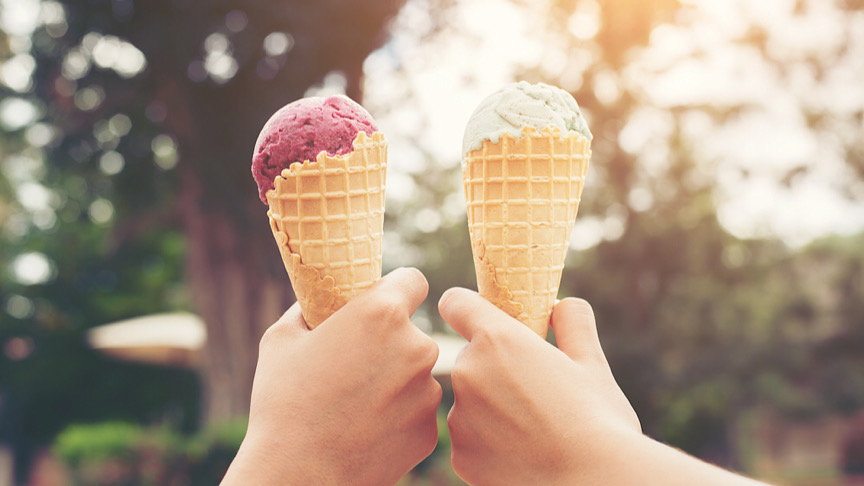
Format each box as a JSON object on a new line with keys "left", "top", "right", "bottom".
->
{"left": 1, "top": 0, "right": 863, "bottom": 484}
{"left": 10, "top": 251, "right": 56, "bottom": 286}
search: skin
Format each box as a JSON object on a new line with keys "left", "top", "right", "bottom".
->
{"left": 222, "top": 267, "right": 442, "bottom": 486}
{"left": 224, "top": 270, "right": 770, "bottom": 485}
{"left": 439, "top": 287, "right": 770, "bottom": 486}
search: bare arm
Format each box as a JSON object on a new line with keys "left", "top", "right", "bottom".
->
{"left": 439, "top": 287, "right": 769, "bottom": 486}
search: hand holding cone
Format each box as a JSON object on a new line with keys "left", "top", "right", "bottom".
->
{"left": 462, "top": 82, "right": 592, "bottom": 337}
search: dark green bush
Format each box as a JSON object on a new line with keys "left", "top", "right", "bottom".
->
{"left": 53, "top": 420, "right": 246, "bottom": 486}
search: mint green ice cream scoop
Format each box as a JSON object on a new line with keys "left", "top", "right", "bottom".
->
{"left": 462, "top": 81, "right": 592, "bottom": 158}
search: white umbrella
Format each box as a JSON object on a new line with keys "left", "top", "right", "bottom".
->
{"left": 431, "top": 333, "right": 467, "bottom": 378}
{"left": 87, "top": 312, "right": 466, "bottom": 377}
{"left": 87, "top": 312, "right": 206, "bottom": 367}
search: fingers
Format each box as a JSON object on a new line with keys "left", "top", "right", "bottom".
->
{"left": 438, "top": 287, "right": 519, "bottom": 341}
{"left": 550, "top": 298, "right": 604, "bottom": 362}
{"left": 329, "top": 267, "right": 429, "bottom": 326}
{"left": 376, "top": 267, "right": 429, "bottom": 317}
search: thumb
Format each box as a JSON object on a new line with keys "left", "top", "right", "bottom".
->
{"left": 438, "top": 287, "right": 521, "bottom": 341}
{"left": 550, "top": 298, "right": 604, "bottom": 362}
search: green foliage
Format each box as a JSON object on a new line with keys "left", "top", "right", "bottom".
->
{"left": 398, "top": 411, "right": 465, "bottom": 485}
{"left": 2, "top": 0, "right": 863, "bottom": 481}
{"left": 0, "top": 224, "right": 198, "bottom": 444}
{"left": 183, "top": 420, "right": 248, "bottom": 484}
{"left": 190, "top": 420, "right": 247, "bottom": 453}
{"left": 53, "top": 417, "right": 465, "bottom": 486}
{"left": 53, "top": 420, "right": 248, "bottom": 486}
{"left": 54, "top": 422, "right": 145, "bottom": 466}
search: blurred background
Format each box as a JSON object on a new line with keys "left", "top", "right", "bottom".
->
{"left": 1, "top": 0, "right": 863, "bottom": 484}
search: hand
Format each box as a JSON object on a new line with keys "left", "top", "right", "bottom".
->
{"left": 439, "top": 288, "right": 640, "bottom": 485}
{"left": 440, "top": 288, "right": 771, "bottom": 486}
{"left": 223, "top": 268, "right": 442, "bottom": 486}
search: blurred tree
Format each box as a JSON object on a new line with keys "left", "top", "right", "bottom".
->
{"left": 1, "top": 0, "right": 406, "bottom": 430}
{"left": 543, "top": 0, "right": 864, "bottom": 465}
{"left": 0, "top": 162, "right": 203, "bottom": 479}
{"left": 372, "top": 0, "right": 864, "bottom": 470}
{"left": 3, "top": 0, "right": 863, "bottom": 482}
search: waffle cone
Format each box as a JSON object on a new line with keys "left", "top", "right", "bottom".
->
{"left": 266, "top": 131, "right": 387, "bottom": 329}
{"left": 463, "top": 126, "right": 590, "bottom": 337}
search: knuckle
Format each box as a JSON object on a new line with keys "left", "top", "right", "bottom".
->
{"left": 473, "top": 323, "right": 502, "bottom": 346}
{"left": 449, "top": 362, "right": 471, "bottom": 391}
{"left": 469, "top": 325, "right": 491, "bottom": 347}
{"left": 258, "top": 322, "right": 283, "bottom": 351}
{"left": 259, "top": 326, "right": 274, "bottom": 347}
{"left": 491, "top": 324, "right": 514, "bottom": 345}
{"left": 472, "top": 325, "right": 507, "bottom": 357}
{"left": 446, "top": 405, "right": 457, "bottom": 428}
{"left": 366, "top": 293, "right": 406, "bottom": 323}
{"left": 416, "top": 333, "right": 440, "bottom": 371}
{"left": 427, "top": 379, "right": 443, "bottom": 408}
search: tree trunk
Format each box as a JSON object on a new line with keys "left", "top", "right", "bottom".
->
{"left": 180, "top": 163, "right": 295, "bottom": 421}
{"left": 156, "top": 0, "right": 406, "bottom": 424}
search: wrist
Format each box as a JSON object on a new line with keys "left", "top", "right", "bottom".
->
{"left": 572, "top": 425, "right": 648, "bottom": 484}
{"left": 222, "top": 431, "right": 313, "bottom": 485}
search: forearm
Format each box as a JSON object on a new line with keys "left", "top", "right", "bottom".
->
{"left": 582, "top": 431, "right": 769, "bottom": 486}
{"left": 222, "top": 435, "right": 318, "bottom": 486}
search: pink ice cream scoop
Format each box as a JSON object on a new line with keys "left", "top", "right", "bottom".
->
{"left": 251, "top": 95, "right": 379, "bottom": 204}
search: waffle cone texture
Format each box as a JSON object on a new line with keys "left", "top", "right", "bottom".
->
{"left": 266, "top": 131, "right": 387, "bottom": 329}
{"left": 463, "top": 126, "right": 590, "bottom": 337}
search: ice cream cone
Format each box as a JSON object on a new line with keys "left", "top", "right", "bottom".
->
{"left": 266, "top": 131, "right": 387, "bottom": 329}
{"left": 463, "top": 125, "right": 590, "bottom": 337}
